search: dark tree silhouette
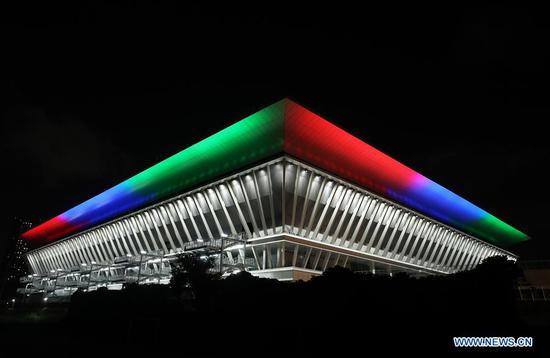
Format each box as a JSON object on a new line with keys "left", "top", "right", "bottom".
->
{"left": 169, "top": 252, "right": 217, "bottom": 309}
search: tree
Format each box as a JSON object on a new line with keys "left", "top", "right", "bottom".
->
{"left": 169, "top": 253, "right": 217, "bottom": 308}
{"left": 474, "top": 255, "right": 520, "bottom": 279}
{"left": 0, "top": 218, "right": 32, "bottom": 300}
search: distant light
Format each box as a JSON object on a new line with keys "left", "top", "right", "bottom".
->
{"left": 43, "top": 297, "right": 48, "bottom": 302}
{"left": 11, "top": 299, "right": 15, "bottom": 303}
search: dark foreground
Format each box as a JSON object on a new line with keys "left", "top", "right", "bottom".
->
{"left": 1, "top": 258, "right": 549, "bottom": 356}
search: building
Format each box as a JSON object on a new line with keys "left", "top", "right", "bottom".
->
{"left": 517, "top": 260, "right": 550, "bottom": 301}
{"left": 0, "top": 218, "right": 32, "bottom": 299}
{"left": 18, "top": 99, "right": 528, "bottom": 296}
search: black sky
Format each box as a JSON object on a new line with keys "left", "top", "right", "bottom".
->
{"left": 2, "top": 2, "right": 549, "bottom": 259}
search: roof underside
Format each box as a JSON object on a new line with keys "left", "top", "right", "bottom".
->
{"left": 22, "top": 99, "right": 528, "bottom": 247}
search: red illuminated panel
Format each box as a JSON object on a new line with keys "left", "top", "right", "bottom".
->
{"left": 283, "top": 99, "right": 527, "bottom": 246}
{"left": 284, "top": 101, "right": 418, "bottom": 195}
{"left": 21, "top": 216, "right": 83, "bottom": 247}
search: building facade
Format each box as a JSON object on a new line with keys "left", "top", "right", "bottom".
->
{"left": 19, "top": 99, "right": 527, "bottom": 296}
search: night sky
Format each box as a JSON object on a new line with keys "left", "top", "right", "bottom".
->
{"left": 2, "top": 2, "right": 548, "bottom": 260}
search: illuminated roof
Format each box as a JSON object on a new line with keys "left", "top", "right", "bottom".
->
{"left": 22, "top": 99, "right": 528, "bottom": 247}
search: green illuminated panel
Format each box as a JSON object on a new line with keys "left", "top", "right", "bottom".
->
{"left": 128, "top": 101, "right": 285, "bottom": 201}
